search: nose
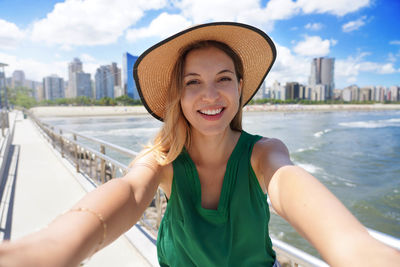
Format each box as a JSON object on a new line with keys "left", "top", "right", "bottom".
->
{"left": 202, "top": 82, "right": 220, "bottom": 102}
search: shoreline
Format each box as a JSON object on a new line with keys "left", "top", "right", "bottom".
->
{"left": 29, "top": 104, "right": 400, "bottom": 117}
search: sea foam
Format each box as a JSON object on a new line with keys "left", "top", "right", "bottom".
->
{"left": 339, "top": 118, "right": 400, "bottom": 128}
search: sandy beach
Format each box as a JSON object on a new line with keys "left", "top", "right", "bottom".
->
{"left": 30, "top": 106, "right": 149, "bottom": 117}
{"left": 29, "top": 104, "right": 400, "bottom": 117}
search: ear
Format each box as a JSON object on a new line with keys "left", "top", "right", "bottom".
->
{"left": 238, "top": 78, "right": 243, "bottom": 95}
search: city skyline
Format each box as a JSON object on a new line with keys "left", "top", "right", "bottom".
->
{"left": 0, "top": 0, "right": 400, "bottom": 89}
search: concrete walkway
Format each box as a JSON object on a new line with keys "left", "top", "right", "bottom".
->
{"left": 11, "top": 111, "right": 152, "bottom": 267}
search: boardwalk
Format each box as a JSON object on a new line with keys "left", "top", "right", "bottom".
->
{"left": 5, "top": 111, "right": 154, "bottom": 266}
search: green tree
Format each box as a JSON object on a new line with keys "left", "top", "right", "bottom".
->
{"left": 7, "top": 86, "right": 37, "bottom": 109}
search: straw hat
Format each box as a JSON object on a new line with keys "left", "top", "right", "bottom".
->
{"left": 133, "top": 22, "right": 276, "bottom": 121}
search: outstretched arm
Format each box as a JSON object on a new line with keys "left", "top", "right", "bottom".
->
{"left": 255, "top": 138, "right": 400, "bottom": 266}
{"left": 0, "top": 152, "right": 163, "bottom": 267}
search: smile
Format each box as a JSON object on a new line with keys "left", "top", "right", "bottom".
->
{"left": 198, "top": 108, "right": 224, "bottom": 115}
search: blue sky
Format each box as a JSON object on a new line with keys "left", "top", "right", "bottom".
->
{"left": 0, "top": 0, "right": 399, "bottom": 89}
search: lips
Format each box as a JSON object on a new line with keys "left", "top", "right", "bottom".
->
{"left": 197, "top": 107, "right": 225, "bottom": 121}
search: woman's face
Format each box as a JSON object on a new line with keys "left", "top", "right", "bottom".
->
{"left": 180, "top": 46, "right": 242, "bottom": 136}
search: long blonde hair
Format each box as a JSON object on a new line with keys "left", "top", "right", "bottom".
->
{"left": 132, "top": 40, "right": 244, "bottom": 166}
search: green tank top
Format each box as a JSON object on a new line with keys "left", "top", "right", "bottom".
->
{"left": 157, "top": 131, "right": 276, "bottom": 266}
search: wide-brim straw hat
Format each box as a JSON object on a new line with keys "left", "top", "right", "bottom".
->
{"left": 133, "top": 21, "right": 277, "bottom": 121}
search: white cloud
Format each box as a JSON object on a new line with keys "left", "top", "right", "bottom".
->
{"left": 336, "top": 52, "right": 399, "bottom": 86}
{"left": 389, "top": 40, "right": 400, "bottom": 45}
{"left": 360, "top": 62, "right": 397, "bottom": 74}
{"left": 80, "top": 53, "right": 96, "bottom": 62}
{"left": 305, "top": 22, "right": 323, "bottom": 31}
{"left": 30, "top": 0, "right": 168, "bottom": 46}
{"left": 342, "top": 16, "right": 367, "bottom": 32}
{"left": 293, "top": 35, "right": 336, "bottom": 57}
{"left": 0, "top": 51, "right": 111, "bottom": 82}
{"left": 266, "top": 43, "right": 310, "bottom": 86}
{"left": 264, "top": 0, "right": 300, "bottom": 20}
{"left": 0, "top": 52, "right": 68, "bottom": 81}
{"left": 126, "top": 13, "right": 191, "bottom": 42}
{"left": 0, "top": 19, "right": 26, "bottom": 50}
{"left": 297, "top": 0, "right": 370, "bottom": 16}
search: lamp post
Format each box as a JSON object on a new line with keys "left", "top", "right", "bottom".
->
{"left": 0, "top": 63, "right": 8, "bottom": 110}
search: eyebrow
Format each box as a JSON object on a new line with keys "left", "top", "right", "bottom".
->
{"left": 183, "top": 69, "right": 235, "bottom": 78}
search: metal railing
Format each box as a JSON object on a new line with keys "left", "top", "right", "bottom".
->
{"left": 30, "top": 113, "right": 165, "bottom": 236}
{"left": 28, "top": 112, "right": 400, "bottom": 267}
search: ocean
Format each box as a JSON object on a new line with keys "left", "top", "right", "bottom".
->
{"left": 43, "top": 109, "right": 400, "bottom": 257}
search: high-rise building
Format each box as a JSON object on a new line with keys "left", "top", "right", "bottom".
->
{"left": 72, "top": 72, "right": 92, "bottom": 98}
{"left": 285, "top": 82, "right": 300, "bottom": 100}
{"left": 309, "top": 57, "right": 335, "bottom": 100}
{"left": 12, "top": 70, "right": 25, "bottom": 88}
{"left": 43, "top": 75, "right": 64, "bottom": 100}
{"left": 67, "top": 58, "right": 84, "bottom": 98}
{"left": 271, "top": 81, "right": 286, "bottom": 100}
{"left": 360, "top": 87, "right": 372, "bottom": 101}
{"left": 389, "top": 86, "right": 399, "bottom": 102}
{"left": 109, "top": 62, "right": 121, "bottom": 87}
{"left": 95, "top": 66, "right": 114, "bottom": 99}
{"left": 122, "top": 52, "right": 139, "bottom": 99}
{"left": 374, "top": 86, "right": 386, "bottom": 102}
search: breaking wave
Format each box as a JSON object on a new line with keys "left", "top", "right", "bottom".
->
{"left": 313, "top": 129, "right": 332, "bottom": 137}
{"left": 339, "top": 118, "right": 400, "bottom": 128}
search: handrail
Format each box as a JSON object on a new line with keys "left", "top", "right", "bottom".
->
{"left": 28, "top": 112, "right": 400, "bottom": 266}
{"left": 40, "top": 121, "right": 138, "bottom": 158}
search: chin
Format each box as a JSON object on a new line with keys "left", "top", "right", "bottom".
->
{"left": 192, "top": 124, "right": 232, "bottom": 137}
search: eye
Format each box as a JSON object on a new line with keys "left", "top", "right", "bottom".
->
{"left": 219, "top": 77, "right": 232, "bottom": 82}
{"left": 185, "top": 79, "right": 200, "bottom": 86}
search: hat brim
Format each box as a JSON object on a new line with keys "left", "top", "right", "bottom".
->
{"left": 133, "top": 22, "right": 277, "bottom": 121}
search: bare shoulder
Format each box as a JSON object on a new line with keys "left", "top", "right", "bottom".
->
{"left": 126, "top": 149, "right": 173, "bottom": 197}
{"left": 251, "top": 137, "right": 293, "bottom": 189}
{"left": 252, "top": 137, "right": 291, "bottom": 165}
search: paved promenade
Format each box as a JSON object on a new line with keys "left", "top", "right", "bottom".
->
{"left": 10, "top": 111, "right": 152, "bottom": 266}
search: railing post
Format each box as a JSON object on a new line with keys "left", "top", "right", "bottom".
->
{"left": 73, "top": 134, "right": 79, "bottom": 172}
{"left": 51, "top": 126, "right": 55, "bottom": 148}
{"left": 100, "top": 145, "right": 106, "bottom": 184}
{"left": 60, "top": 129, "right": 64, "bottom": 158}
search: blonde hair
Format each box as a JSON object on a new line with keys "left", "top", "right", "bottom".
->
{"left": 132, "top": 40, "right": 244, "bottom": 167}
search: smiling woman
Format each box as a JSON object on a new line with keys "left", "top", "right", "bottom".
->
{"left": 0, "top": 22, "right": 399, "bottom": 267}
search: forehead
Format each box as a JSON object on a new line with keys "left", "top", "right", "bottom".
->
{"left": 183, "top": 46, "right": 235, "bottom": 73}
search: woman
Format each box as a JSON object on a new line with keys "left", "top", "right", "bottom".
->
{"left": 0, "top": 22, "right": 398, "bottom": 267}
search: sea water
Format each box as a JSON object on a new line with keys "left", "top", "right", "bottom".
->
{"left": 43, "top": 109, "right": 400, "bottom": 257}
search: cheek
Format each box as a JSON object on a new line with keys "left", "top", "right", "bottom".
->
{"left": 180, "top": 94, "right": 193, "bottom": 119}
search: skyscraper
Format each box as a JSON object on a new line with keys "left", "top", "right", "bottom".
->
{"left": 73, "top": 72, "right": 92, "bottom": 98}
{"left": 285, "top": 82, "right": 300, "bottom": 100}
{"left": 43, "top": 75, "right": 64, "bottom": 100}
{"left": 122, "top": 52, "right": 139, "bottom": 99}
{"left": 309, "top": 57, "right": 335, "bottom": 100}
{"left": 109, "top": 62, "right": 121, "bottom": 87}
{"left": 67, "top": 58, "right": 92, "bottom": 98}
{"left": 95, "top": 65, "right": 114, "bottom": 99}
{"left": 12, "top": 70, "right": 25, "bottom": 88}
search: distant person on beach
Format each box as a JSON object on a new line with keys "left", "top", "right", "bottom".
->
{"left": 0, "top": 22, "right": 399, "bottom": 267}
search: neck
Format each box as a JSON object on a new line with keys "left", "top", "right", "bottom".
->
{"left": 188, "top": 128, "right": 241, "bottom": 167}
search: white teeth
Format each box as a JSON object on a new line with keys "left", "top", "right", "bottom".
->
{"left": 200, "top": 108, "right": 223, "bottom": 115}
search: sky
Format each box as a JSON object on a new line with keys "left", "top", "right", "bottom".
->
{"left": 0, "top": 0, "right": 399, "bottom": 89}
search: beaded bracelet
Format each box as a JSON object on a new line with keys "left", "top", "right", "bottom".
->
{"left": 69, "top": 207, "right": 107, "bottom": 253}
